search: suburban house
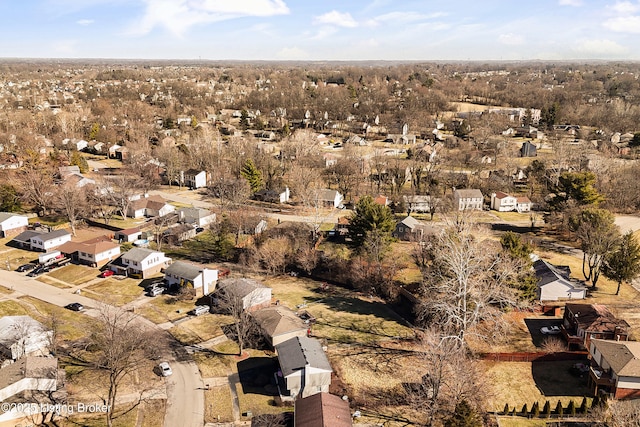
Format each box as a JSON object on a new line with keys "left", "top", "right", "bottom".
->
{"left": 315, "top": 189, "right": 344, "bottom": 208}
{"left": 252, "top": 305, "right": 309, "bottom": 347}
{"left": 178, "top": 207, "right": 216, "bottom": 228}
{"left": 403, "top": 195, "right": 437, "bottom": 214}
{"left": 216, "top": 278, "right": 272, "bottom": 312}
{"left": 589, "top": 339, "right": 640, "bottom": 399}
{"left": 0, "top": 357, "right": 58, "bottom": 402}
{"left": 181, "top": 169, "right": 208, "bottom": 189}
{"left": 163, "top": 261, "right": 218, "bottom": 296}
{"left": 562, "top": 304, "right": 630, "bottom": 350}
{"left": 126, "top": 195, "right": 175, "bottom": 219}
{"left": 242, "top": 218, "right": 268, "bottom": 236}
{"left": 57, "top": 236, "right": 121, "bottom": 267}
{"left": 254, "top": 187, "right": 291, "bottom": 204}
{"left": 0, "top": 316, "right": 52, "bottom": 360}
{"left": 490, "top": 192, "right": 532, "bottom": 213}
{"left": 392, "top": 216, "right": 438, "bottom": 241}
{"left": 294, "top": 392, "right": 353, "bottom": 427}
{"left": 0, "top": 212, "right": 29, "bottom": 238}
{"left": 373, "top": 195, "right": 390, "bottom": 207}
{"left": 453, "top": 189, "right": 484, "bottom": 211}
{"left": 533, "top": 259, "right": 587, "bottom": 301}
{"left": 162, "top": 224, "right": 197, "bottom": 245}
{"left": 275, "top": 336, "right": 332, "bottom": 400}
{"left": 114, "top": 227, "right": 142, "bottom": 243}
{"left": 490, "top": 192, "right": 517, "bottom": 211}
{"left": 520, "top": 141, "right": 538, "bottom": 157}
{"left": 110, "top": 247, "right": 171, "bottom": 279}
{"left": 15, "top": 229, "right": 73, "bottom": 252}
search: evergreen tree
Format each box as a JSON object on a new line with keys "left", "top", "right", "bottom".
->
{"left": 444, "top": 400, "right": 482, "bottom": 427}
{"left": 532, "top": 401, "right": 540, "bottom": 417}
{"left": 567, "top": 400, "right": 576, "bottom": 416}
{"left": 555, "top": 400, "right": 564, "bottom": 417}
{"left": 602, "top": 231, "right": 640, "bottom": 295}
{"left": 240, "top": 159, "right": 263, "bottom": 193}
{"left": 592, "top": 394, "right": 600, "bottom": 408}
{"left": 348, "top": 195, "right": 395, "bottom": 249}
{"left": 521, "top": 403, "right": 528, "bottom": 415}
{"left": 70, "top": 151, "right": 89, "bottom": 173}
{"left": 543, "top": 401, "right": 551, "bottom": 418}
{"left": 503, "top": 403, "right": 509, "bottom": 415}
{"left": 579, "top": 397, "right": 588, "bottom": 413}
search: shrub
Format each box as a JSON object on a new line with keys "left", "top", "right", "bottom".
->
{"left": 503, "top": 403, "right": 509, "bottom": 415}
{"left": 543, "top": 401, "right": 551, "bottom": 418}
{"left": 579, "top": 397, "right": 588, "bottom": 413}
{"left": 567, "top": 400, "right": 576, "bottom": 416}
{"left": 556, "top": 400, "right": 564, "bottom": 418}
{"left": 532, "top": 402, "right": 540, "bottom": 417}
{"left": 521, "top": 403, "right": 528, "bottom": 415}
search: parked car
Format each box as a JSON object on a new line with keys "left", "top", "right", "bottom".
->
{"left": 147, "top": 286, "right": 164, "bottom": 297}
{"left": 100, "top": 270, "right": 114, "bottom": 278}
{"left": 65, "top": 302, "right": 84, "bottom": 312}
{"left": 158, "top": 362, "right": 172, "bottom": 377}
{"left": 16, "top": 263, "right": 36, "bottom": 272}
{"left": 27, "top": 265, "right": 50, "bottom": 277}
{"left": 189, "top": 305, "right": 209, "bottom": 316}
{"left": 540, "top": 325, "right": 561, "bottom": 335}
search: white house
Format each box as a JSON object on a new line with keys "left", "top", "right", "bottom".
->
{"left": 589, "top": 339, "right": 640, "bottom": 399}
{"left": 490, "top": 192, "right": 517, "bottom": 211}
{"left": 178, "top": 207, "right": 216, "bottom": 228}
{"left": 0, "top": 357, "right": 58, "bottom": 402}
{"left": 516, "top": 196, "right": 532, "bottom": 213}
{"left": 126, "top": 195, "right": 175, "bottom": 218}
{"left": 29, "top": 230, "right": 72, "bottom": 252}
{"left": 403, "top": 195, "right": 437, "bottom": 214}
{"left": 182, "top": 169, "right": 208, "bottom": 189}
{"left": 0, "top": 316, "right": 52, "bottom": 360}
{"left": 111, "top": 247, "right": 171, "bottom": 279}
{"left": 534, "top": 259, "right": 587, "bottom": 301}
{"left": 0, "top": 212, "right": 29, "bottom": 238}
{"left": 454, "top": 189, "right": 484, "bottom": 211}
{"left": 315, "top": 189, "right": 344, "bottom": 208}
{"left": 163, "top": 261, "right": 218, "bottom": 296}
{"left": 216, "top": 278, "right": 272, "bottom": 312}
{"left": 275, "top": 336, "right": 332, "bottom": 400}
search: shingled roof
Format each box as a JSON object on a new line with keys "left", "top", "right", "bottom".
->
{"left": 592, "top": 339, "right": 640, "bottom": 377}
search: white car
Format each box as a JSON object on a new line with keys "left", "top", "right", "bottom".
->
{"left": 540, "top": 325, "right": 561, "bottom": 335}
{"left": 158, "top": 362, "right": 172, "bottom": 377}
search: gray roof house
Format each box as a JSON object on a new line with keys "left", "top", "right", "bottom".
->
{"left": 275, "top": 336, "right": 332, "bottom": 400}
{"left": 216, "top": 278, "right": 272, "bottom": 312}
{"left": 0, "top": 357, "right": 58, "bottom": 402}
{"left": 110, "top": 247, "right": 171, "bottom": 279}
{"left": 589, "top": 339, "right": 640, "bottom": 399}
{"left": 453, "top": 189, "right": 484, "bottom": 211}
{"left": 534, "top": 259, "right": 587, "bottom": 301}
{"left": 0, "top": 212, "right": 29, "bottom": 238}
{"left": 315, "top": 189, "right": 344, "bottom": 208}
{"left": 0, "top": 316, "right": 52, "bottom": 360}
{"left": 178, "top": 207, "right": 216, "bottom": 228}
{"left": 252, "top": 306, "right": 309, "bottom": 347}
{"left": 164, "top": 261, "right": 218, "bottom": 296}
{"left": 392, "top": 216, "right": 438, "bottom": 241}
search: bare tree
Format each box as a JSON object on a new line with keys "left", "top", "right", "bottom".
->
{"left": 17, "top": 165, "right": 57, "bottom": 216}
{"left": 54, "top": 182, "right": 88, "bottom": 236}
{"left": 215, "top": 281, "right": 260, "bottom": 356}
{"left": 88, "top": 305, "right": 156, "bottom": 427}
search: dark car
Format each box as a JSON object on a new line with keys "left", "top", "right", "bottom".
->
{"left": 65, "top": 302, "right": 84, "bottom": 311}
{"left": 16, "top": 264, "right": 36, "bottom": 272}
{"left": 27, "top": 266, "right": 47, "bottom": 277}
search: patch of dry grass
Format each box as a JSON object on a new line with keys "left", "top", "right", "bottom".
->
{"left": 85, "top": 277, "right": 144, "bottom": 306}
{"left": 169, "top": 314, "right": 233, "bottom": 345}
{"left": 0, "top": 246, "right": 37, "bottom": 270}
{"left": 205, "top": 386, "right": 234, "bottom": 423}
{"left": 136, "top": 295, "right": 200, "bottom": 323}
{"left": 0, "top": 300, "right": 30, "bottom": 316}
{"left": 193, "top": 352, "right": 233, "bottom": 378}
{"left": 47, "top": 264, "right": 98, "bottom": 285}
{"left": 37, "top": 276, "right": 73, "bottom": 289}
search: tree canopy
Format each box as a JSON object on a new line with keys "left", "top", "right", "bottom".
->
{"left": 240, "top": 159, "right": 263, "bottom": 193}
{"left": 602, "top": 231, "right": 640, "bottom": 295}
{"left": 348, "top": 195, "right": 395, "bottom": 249}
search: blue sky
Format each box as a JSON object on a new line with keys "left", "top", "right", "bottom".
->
{"left": 1, "top": 0, "right": 640, "bottom": 60}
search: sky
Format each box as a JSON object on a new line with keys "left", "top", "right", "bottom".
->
{"left": 1, "top": 0, "right": 640, "bottom": 61}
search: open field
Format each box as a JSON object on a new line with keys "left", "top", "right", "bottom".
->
{"left": 47, "top": 264, "right": 98, "bottom": 285}
{"left": 136, "top": 294, "right": 200, "bottom": 323}
{"left": 84, "top": 277, "right": 145, "bottom": 306}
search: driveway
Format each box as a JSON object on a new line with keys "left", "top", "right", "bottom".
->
{"left": 0, "top": 270, "right": 204, "bottom": 427}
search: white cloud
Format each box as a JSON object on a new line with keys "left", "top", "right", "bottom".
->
{"left": 364, "top": 11, "right": 447, "bottom": 27}
{"left": 309, "top": 26, "right": 339, "bottom": 40}
{"left": 313, "top": 10, "right": 358, "bottom": 28}
{"left": 498, "top": 33, "right": 524, "bottom": 45}
{"left": 76, "top": 19, "right": 94, "bottom": 26}
{"left": 609, "top": 1, "right": 640, "bottom": 14}
{"left": 128, "top": 0, "right": 290, "bottom": 36}
{"left": 573, "top": 38, "right": 628, "bottom": 56}
{"left": 603, "top": 15, "right": 640, "bottom": 32}
{"left": 559, "top": 0, "right": 583, "bottom": 5}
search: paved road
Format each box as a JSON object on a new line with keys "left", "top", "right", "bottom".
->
{"left": 0, "top": 269, "right": 204, "bottom": 427}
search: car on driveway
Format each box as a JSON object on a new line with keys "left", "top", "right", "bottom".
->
{"left": 540, "top": 325, "right": 561, "bottom": 335}
{"left": 189, "top": 305, "right": 209, "bottom": 316}
{"left": 16, "top": 263, "right": 36, "bottom": 272}
{"left": 100, "top": 270, "right": 114, "bottom": 278}
{"left": 158, "top": 362, "right": 172, "bottom": 377}
{"left": 27, "top": 265, "right": 50, "bottom": 277}
{"left": 65, "top": 302, "right": 84, "bottom": 312}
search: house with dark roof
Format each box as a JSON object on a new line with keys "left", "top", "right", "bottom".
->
{"left": 453, "top": 189, "right": 484, "bottom": 211}
{"left": 392, "top": 216, "right": 438, "bottom": 241}
{"left": 12, "top": 229, "right": 72, "bottom": 252}
{"left": 275, "top": 336, "right": 332, "bottom": 400}
{"left": 520, "top": 141, "right": 537, "bottom": 157}
{"left": 109, "top": 247, "right": 171, "bottom": 279}
{"left": 589, "top": 339, "right": 640, "bottom": 399}
{"left": 252, "top": 306, "right": 309, "bottom": 347}
{"left": 216, "top": 278, "right": 271, "bottom": 312}
{"left": 163, "top": 261, "right": 218, "bottom": 296}
{"left": 563, "top": 304, "right": 630, "bottom": 350}
{"left": 0, "top": 212, "right": 29, "bottom": 238}
{"left": 294, "top": 392, "right": 352, "bottom": 427}
{"left": 534, "top": 259, "right": 587, "bottom": 301}
{"left": 181, "top": 169, "right": 208, "bottom": 189}
{"left": 314, "top": 189, "right": 344, "bottom": 208}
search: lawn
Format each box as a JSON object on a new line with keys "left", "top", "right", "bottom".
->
{"left": 136, "top": 294, "right": 200, "bottom": 323}
{"left": 482, "top": 360, "right": 591, "bottom": 412}
{"left": 205, "top": 386, "right": 235, "bottom": 423}
{"left": 19, "top": 296, "right": 98, "bottom": 341}
{"left": 0, "top": 245, "right": 38, "bottom": 270}
{"left": 47, "top": 264, "right": 98, "bottom": 285}
{"left": 37, "top": 276, "right": 73, "bottom": 289}
{"left": 492, "top": 211, "right": 534, "bottom": 222}
{"left": 84, "top": 277, "right": 145, "bottom": 306}
{"left": 0, "top": 300, "right": 30, "bottom": 316}
{"left": 168, "top": 313, "right": 234, "bottom": 345}
{"left": 193, "top": 352, "right": 234, "bottom": 378}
